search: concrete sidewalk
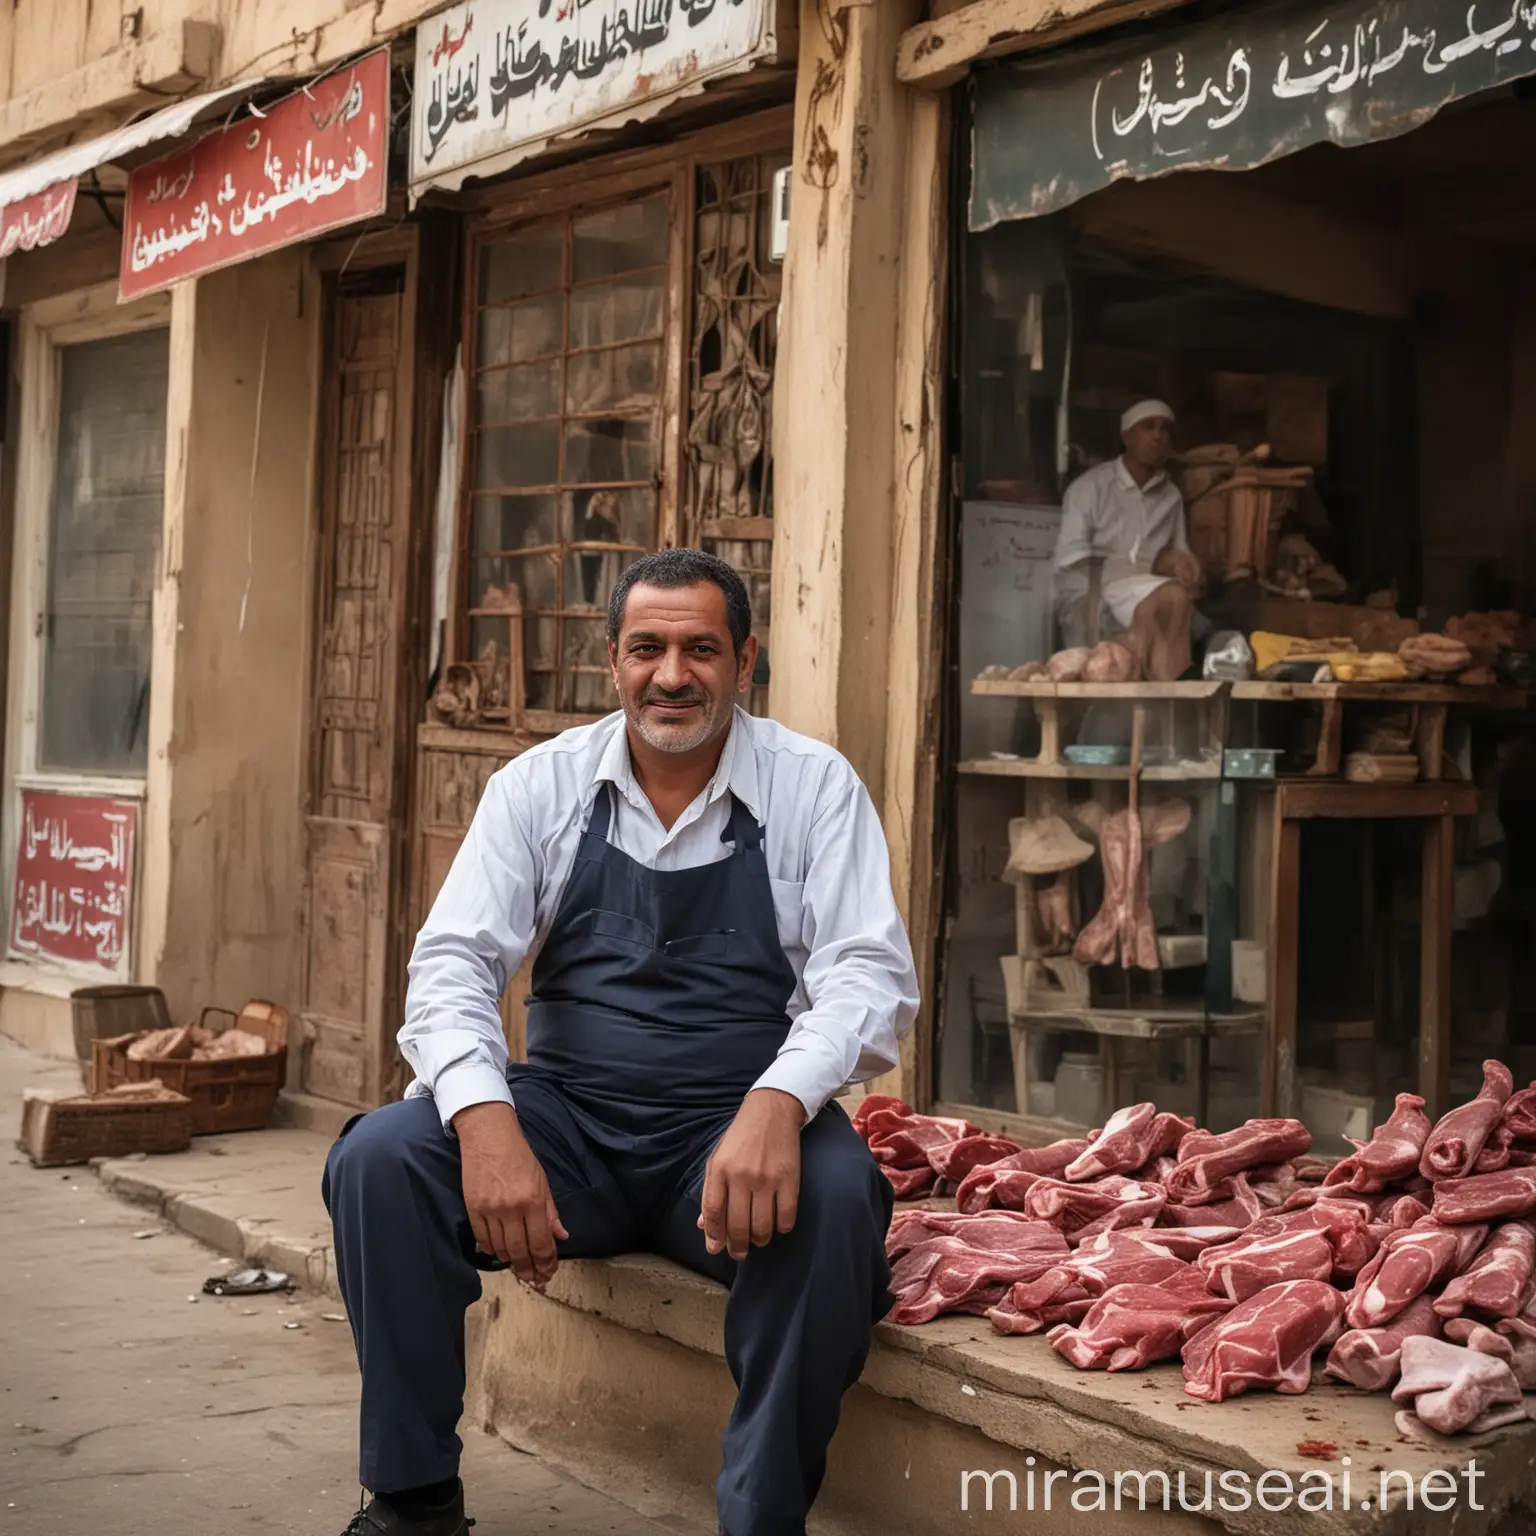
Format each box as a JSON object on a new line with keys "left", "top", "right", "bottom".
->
{"left": 1, "top": 1035, "right": 713, "bottom": 1536}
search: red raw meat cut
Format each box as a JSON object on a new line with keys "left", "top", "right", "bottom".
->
{"left": 1392, "top": 1335, "right": 1525, "bottom": 1435}
{"left": 886, "top": 1208, "right": 1062, "bottom": 1260}
{"left": 1325, "top": 1293, "right": 1443, "bottom": 1391}
{"left": 1063, "top": 1104, "right": 1194, "bottom": 1181}
{"left": 1346, "top": 1218, "right": 1489, "bottom": 1329}
{"left": 883, "top": 1165, "right": 935, "bottom": 1197}
{"left": 988, "top": 1227, "right": 1192, "bottom": 1336}
{"left": 927, "top": 1134, "right": 1021, "bottom": 1183}
{"left": 955, "top": 1138, "right": 1094, "bottom": 1214}
{"left": 1442, "top": 1316, "right": 1514, "bottom": 1362}
{"left": 1420, "top": 1060, "right": 1514, "bottom": 1180}
{"left": 889, "top": 1230, "right": 1070, "bottom": 1325}
{"left": 851, "top": 1093, "right": 914, "bottom": 1135}
{"left": 1073, "top": 808, "right": 1154, "bottom": 971}
{"left": 1225, "top": 1201, "right": 1378, "bottom": 1278}
{"left": 1435, "top": 1221, "right": 1535, "bottom": 1321}
{"left": 1049, "top": 1269, "right": 1232, "bottom": 1371}
{"left": 1023, "top": 1174, "right": 1164, "bottom": 1238}
{"left": 1376, "top": 1194, "right": 1430, "bottom": 1230}
{"left": 1432, "top": 1166, "right": 1536, "bottom": 1225}
{"left": 1079, "top": 1225, "right": 1240, "bottom": 1262}
{"left": 1495, "top": 1281, "right": 1536, "bottom": 1388}
{"left": 1502, "top": 1086, "right": 1536, "bottom": 1141}
{"left": 1138, "top": 1154, "right": 1178, "bottom": 1184}
{"left": 989, "top": 1269, "right": 1094, "bottom": 1335}
{"left": 1161, "top": 1172, "right": 1264, "bottom": 1230}
{"left": 1323, "top": 1093, "right": 1432, "bottom": 1194}
{"left": 1182, "top": 1279, "right": 1344, "bottom": 1402}
{"left": 1199, "top": 1227, "right": 1334, "bottom": 1303}
{"left": 1166, "top": 1120, "right": 1313, "bottom": 1205}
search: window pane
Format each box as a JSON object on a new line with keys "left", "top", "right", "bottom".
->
{"left": 566, "top": 342, "right": 660, "bottom": 416}
{"left": 572, "top": 194, "right": 668, "bottom": 282}
{"left": 480, "top": 226, "right": 564, "bottom": 303}
{"left": 564, "top": 613, "right": 617, "bottom": 714}
{"left": 478, "top": 294, "right": 564, "bottom": 367}
{"left": 570, "top": 274, "right": 664, "bottom": 350}
{"left": 477, "top": 360, "right": 561, "bottom": 424}
{"left": 475, "top": 423, "right": 560, "bottom": 490}
{"left": 566, "top": 546, "right": 640, "bottom": 612}
{"left": 470, "top": 493, "right": 560, "bottom": 557}
{"left": 574, "top": 486, "right": 654, "bottom": 549}
{"left": 565, "top": 419, "right": 654, "bottom": 485}
{"left": 41, "top": 329, "right": 169, "bottom": 774}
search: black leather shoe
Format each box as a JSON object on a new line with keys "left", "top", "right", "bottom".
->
{"left": 340, "top": 1483, "right": 473, "bottom": 1536}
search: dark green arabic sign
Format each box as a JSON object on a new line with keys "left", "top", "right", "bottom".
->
{"left": 972, "top": 0, "right": 1536, "bottom": 230}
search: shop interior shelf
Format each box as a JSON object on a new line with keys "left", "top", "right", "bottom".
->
{"left": 1232, "top": 680, "right": 1526, "bottom": 707}
{"left": 957, "top": 758, "right": 1223, "bottom": 781}
{"left": 972, "top": 679, "right": 1227, "bottom": 700}
{"left": 1005, "top": 1004, "right": 1266, "bottom": 1040}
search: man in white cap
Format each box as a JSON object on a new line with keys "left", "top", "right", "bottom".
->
{"left": 1053, "top": 400, "right": 1202, "bottom": 681}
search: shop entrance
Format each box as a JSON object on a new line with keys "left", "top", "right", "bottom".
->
{"left": 938, "top": 75, "right": 1536, "bottom": 1141}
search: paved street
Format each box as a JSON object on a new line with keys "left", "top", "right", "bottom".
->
{"left": 0, "top": 1041, "right": 706, "bottom": 1536}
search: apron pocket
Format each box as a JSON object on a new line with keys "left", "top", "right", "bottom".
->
{"left": 591, "top": 908, "right": 657, "bottom": 948}
{"left": 662, "top": 930, "right": 741, "bottom": 960}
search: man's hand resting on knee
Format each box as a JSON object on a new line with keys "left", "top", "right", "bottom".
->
{"left": 453, "top": 1101, "right": 568, "bottom": 1285}
{"left": 698, "top": 1088, "right": 807, "bottom": 1261}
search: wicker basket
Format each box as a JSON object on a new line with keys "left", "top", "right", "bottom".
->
{"left": 92, "top": 1000, "right": 290, "bottom": 1136}
{"left": 72, "top": 985, "right": 172, "bottom": 1086}
{"left": 19, "top": 1085, "right": 193, "bottom": 1167}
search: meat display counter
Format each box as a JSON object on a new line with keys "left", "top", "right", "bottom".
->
{"left": 956, "top": 678, "right": 1264, "bottom": 1138}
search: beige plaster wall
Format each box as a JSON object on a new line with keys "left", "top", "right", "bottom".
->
{"left": 143, "top": 249, "right": 317, "bottom": 1022}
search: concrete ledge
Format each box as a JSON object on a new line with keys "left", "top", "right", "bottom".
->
{"left": 480, "top": 1253, "right": 1536, "bottom": 1536}
{"left": 94, "top": 1129, "right": 337, "bottom": 1299}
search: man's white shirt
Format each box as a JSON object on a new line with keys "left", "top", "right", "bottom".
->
{"left": 401, "top": 707, "right": 920, "bottom": 1129}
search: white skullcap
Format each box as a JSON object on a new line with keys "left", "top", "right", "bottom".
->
{"left": 1121, "top": 399, "right": 1175, "bottom": 434}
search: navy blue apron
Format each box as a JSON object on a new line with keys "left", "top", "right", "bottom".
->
{"left": 521, "top": 781, "right": 798, "bottom": 1142}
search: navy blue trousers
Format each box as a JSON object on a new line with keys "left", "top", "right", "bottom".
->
{"left": 322, "top": 1074, "right": 894, "bottom": 1536}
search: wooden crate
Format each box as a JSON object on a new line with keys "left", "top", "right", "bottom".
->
{"left": 93, "top": 1001, "right": 290, "bottom": 1136}
{"left": 19, "top": 1085, "right": 192, "bottom": 1167}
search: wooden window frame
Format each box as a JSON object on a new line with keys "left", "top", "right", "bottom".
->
{"left": 0, "top": 283, "right": 172, "bottom": 992}
{"left": 444, "top": 105, "right": 794, "bottom": 740}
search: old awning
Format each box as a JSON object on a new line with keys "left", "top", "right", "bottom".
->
{"left": 0, "top": 78, "right": 261, "bottom": 256}
{"left": 971, "top": 0, "right": 1536, "bottom": 230}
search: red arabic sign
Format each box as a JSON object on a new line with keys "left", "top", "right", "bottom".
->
{"left": 120, "top": 47, "right": 390, "bottom": 301}
{"left": 0, "top": 179, "right": 78, "bottom": 257}
{"left": 10, "top": 791, "right": 138, "bottom": 972}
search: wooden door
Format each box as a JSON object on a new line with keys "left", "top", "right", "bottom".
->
{"left": 300, "top": 272, "right": 413, "bottom": 1108}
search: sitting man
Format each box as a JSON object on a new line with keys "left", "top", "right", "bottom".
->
{"left": 1054, "top": 399, "right": 1203, "bottom": 681}
{"left": 323, "top": 548, "right": 920, "bottom": 1536}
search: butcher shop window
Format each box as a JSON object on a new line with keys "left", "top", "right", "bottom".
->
{"left": 460, "top": 191, "right": 669, "bottom": 721}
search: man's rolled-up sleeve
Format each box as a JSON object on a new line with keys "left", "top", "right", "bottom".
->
{"left": 751, "top": 762, "right": 920, "bottom": 1123}
{"left": 400, "top": 768, "right": 541, "bottom": 1131}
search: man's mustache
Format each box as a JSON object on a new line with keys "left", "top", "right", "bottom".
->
{"left": 640, "top": 687, "right": 707, "bottom": 706}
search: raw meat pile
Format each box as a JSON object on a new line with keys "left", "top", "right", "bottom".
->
{"left": 859, "top": 1063, "right": 1536, "bottom": 1432}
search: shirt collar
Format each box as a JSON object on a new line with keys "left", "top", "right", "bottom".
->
{"left": 593, "top": 706, "right": 763, "bottom": 824}
{"left": 1116, "top": 457, "right": 1168, "bottom": 494}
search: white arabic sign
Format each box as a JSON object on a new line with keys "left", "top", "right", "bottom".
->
{"left": 9, "top": 792, "right": 137, "bottom": 974}
{"left": 412, "top": 0, "right": 777, "bottom": 197}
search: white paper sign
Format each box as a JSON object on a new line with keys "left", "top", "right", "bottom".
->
{"left": 412, "top": 0, "right": 776, "bottom": 196}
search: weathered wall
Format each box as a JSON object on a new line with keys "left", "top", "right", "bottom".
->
{"left": 0, "top": 0, "right": 444, "bottom": 154}
{"left": 770, "top": 0, "right": 924, "bottom": 803}
{"left": 143, "top": 249, "right": 317, "bottom": 1020}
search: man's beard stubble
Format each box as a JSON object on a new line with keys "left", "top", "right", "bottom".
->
{"left": 622, "top": 685, "right": 732, "bottom": 754}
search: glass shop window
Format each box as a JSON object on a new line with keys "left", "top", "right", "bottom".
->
{"left": 39, "top": 328, "right": 170, "bottom": 775}
{"left": 467, "top": 192, "right": 669, "bottom": 717}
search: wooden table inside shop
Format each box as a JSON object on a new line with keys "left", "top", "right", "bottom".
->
{"left": 958, "top": 679, "right": 1258, "bottom": 1135}
{"left": 1232, "top": 681, "right": 1528, "bottom": 1124}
